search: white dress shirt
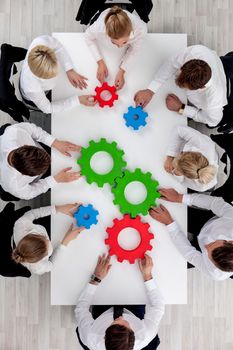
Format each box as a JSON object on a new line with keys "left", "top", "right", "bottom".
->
{"left": 20, "top": 35, "right": 80, "bottom": 113}
{"left": 85, "top": 9, "right": 147, "bottom": 72}
{"left": 13, "top": 206, "right": 67, "bottom": 275}
{"left": 166, "top": 125, "right": 218, "bottom": 192}
{"left": 148, "top": 45, "right": 227, "bottom": 126}
{"left": 167, "top": 194, "right": 233, "bottom": 280}
{"left": 0, "top": 122, "right": 57, "bottom": 200}
{"left": 75, "top": 279, "right": 165, "bottom": 350}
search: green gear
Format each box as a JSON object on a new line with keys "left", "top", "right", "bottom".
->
{"left": 77, "top": 138, "right": 127, "bottom": 187}
{"left": 112, "top": 168, "right": 160, "bottom": 217}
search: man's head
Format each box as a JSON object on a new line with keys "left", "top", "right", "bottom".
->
{"left": 28, "top": 45, "right": 58, "bottom": 79}
{"left": 105, "top": 317, "right": 135, "bottom": 350}
{"left": 175, "top": 59, "right": 212, "bottom": 90}
{"left": 207, "top": 240, "right": 233, "bottom": 272}
{"left": 9, "top": 145, "right": 50, "bottom": 176}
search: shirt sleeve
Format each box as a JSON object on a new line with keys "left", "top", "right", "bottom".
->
{"left": 183, "top": 193, "right": 233, "bottom": 219}
{"left": 141, "top": 279, "right": 165, "bottom": 342}
{"left": 25, "top": 91, "right": 80, "bottom": 114}
{"left": 12, "top": 176, "right": 57, "bottom": 200}
{"left": 183, "top": 105, "right": 224, "bottom": 127}
{"left": 85, "top": 21, "right": 103, "bottom": 62}
{"left": 49, "top": 36, "right": 74, "bottom": 72}
{"left": 18, "top": 122, "right": 55, "bottom": 146}
{"left": 120, "top": 19, "right": 147, "bottom": 72}
{"left": 166, "top": 221, "right": 209, "bottom": 275}
{"left": 74, "top": 283, "right": 98, "bottom": 345}
{"left": 148, "top": 49, "right": 186, "bottom": 93}
{"left": 14, "top": 206, "right": 56, "bottom": 233}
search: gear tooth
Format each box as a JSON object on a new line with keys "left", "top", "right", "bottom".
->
{"left": 117, "top": 257, "right": 123, "bottom": 263}
{"left": 105, "top": 238, "right": 109, "bottom": 244}
{"left": 108, "top": 249, "right": 114, "bottom": 256}
{"left": 148, "top": 244, "right": 153, "bottom": 251}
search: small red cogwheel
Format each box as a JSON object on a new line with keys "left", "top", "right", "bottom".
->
{"left": 105, "top": 214, "right": 154, "bottom": 264}
{"left": 95, "top": 82, "right": 118, "bottom": 107}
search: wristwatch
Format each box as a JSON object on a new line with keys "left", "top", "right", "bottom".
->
{"left": 90, "top": 274, "right": 102, "bottom": 284}
{"left": 178, "top": 103, "right": 185, "bottom": 115}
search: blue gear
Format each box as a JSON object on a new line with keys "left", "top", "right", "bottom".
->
{"left": 74, "top": 204, "right": 99, "bottom": 229}
{"left": 123, "top": 106, "right": 148, "bottom": 130}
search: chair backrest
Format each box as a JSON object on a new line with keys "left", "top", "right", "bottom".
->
{"left": 0, "top": 43, "right": 30, "bottom": 122}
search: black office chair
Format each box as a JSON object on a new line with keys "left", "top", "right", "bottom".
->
{"left": 0, "top": 202, "right": 31, "bottom": 278}
{"left": 0, "top": 43, "right": 30, "bottom": 122}
{"left": 76, "top": 0, "right": 153, "bottom": 25}
{"left": 215, "top": 52, "right": 233, "bottom": 134}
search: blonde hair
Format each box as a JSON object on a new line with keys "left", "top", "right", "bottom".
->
{"left": 104, "top": 6, "right": 133, "bottom": 39}
{"left": 28, "top": 45, "right": 58, "bottom": 79}
{"left": 173, "top": 152, "right": 217, "bottom": 184}
{"left": 12, "top": 234, "right": 48, "bottom": 264}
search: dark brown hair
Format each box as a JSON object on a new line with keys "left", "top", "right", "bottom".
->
{"left": 12, "top": 234, "right": 48, "bottom": 264}
{"left": 105, "top": 325, "right": 135, "bottom": 350}
{"left": 176, "top": 59, "right": 212, "bottom": 90}
{"left": 11, "top": 145, "right": 50, "bottom": 176}
{"left": 212, "top": 242, "right": 233, "bottom": 272}
{"left": 104, "top": 6, "right": 132, "bottom": 39}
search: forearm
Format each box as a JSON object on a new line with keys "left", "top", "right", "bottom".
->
{"left": 15, "top": 177, "right": 56, "bottom": 200}
{"left": 183, "top": 105, "right": 223, "bottom": 127}
{"left": 183, "top": 193, "right": 233, "bottom": 218}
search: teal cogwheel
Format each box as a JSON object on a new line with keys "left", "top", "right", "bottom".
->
{"left": 112, "top": 168, "right": 160, "bottom": 217}
{"left": 77, "top": 138, "right": 127, "bottom": 187}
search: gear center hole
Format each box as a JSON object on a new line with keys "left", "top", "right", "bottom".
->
{"left": 100, "top": 90, "right": 112, "bottom": 101}
{"left": 124, "top": 181, "right": 147, "bottom": 205}
{"left": 118, "top": 228, "right": 141, "bottom": 250}
{"left": 133, "top": 114, "right": 139, "bottom": 120}
{"left": 83, "top": 214, "right": 90, "bottom": 220}
{"left": 90, "top": 151, "right": 114, "bottom": 175}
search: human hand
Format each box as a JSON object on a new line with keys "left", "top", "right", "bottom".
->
{"left": 52, "top": 139, "right": 81, "bottom": 157}
{"left": 166, "top": 94, "right": 183, "bottom": 112}
{"left": 78, "top": 95, "right": 97, "bottom": 106}
{"left": 134, "top": 89, "right": 154, "bottom": 108}
{"left": 61, "top": 223, "right": 84, "bottom": 246}
{"left": 164, "top": 156, "right": 175, "bottom": 173}
{"left": 159, "top": 188, "right": 183, "bottom": 203}
{"left": 54, "top": 167, "right": 82, "bottom": 183}
{"left": 56, "top": 203, "right": 81, "bottom": 217}
{"left": 93, "top": 253, "right": 112, "bottom": 280}
{"left": 66, "top": 69, "right": 88, "bottom": 89}
{"left": 138, "top": 254, "right": 153, "bottom": 281}
{"left": 115, "top": 68, "right": 125, "bottom": 90}
{"left": 97, "top": 59, "right": 108, "bottom": 84}
{"left": 149, "top": 204, "right": 174, "bottom": 225}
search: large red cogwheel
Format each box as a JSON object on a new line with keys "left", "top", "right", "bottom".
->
{"left": 94, "top": 82, "right": 118, "bottom": 107}
{"left": 105, "top": 214, "right": 154, "bottom": 264}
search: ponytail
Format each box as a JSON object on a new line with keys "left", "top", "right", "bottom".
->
{"left": 197, "top": 165, "right": 217, "bottom": 184}
{"left": 104, "top": 6, "right": 132, "bottom": 39}
{"left": 12, "top": 249, "right": 25, "bottom": 264}
{"left": 174, "top": 152, "right": 217, "bottom": 184}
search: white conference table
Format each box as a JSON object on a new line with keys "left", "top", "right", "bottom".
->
{"left": 51, "top": 33, "right": 187, "bottom": 305}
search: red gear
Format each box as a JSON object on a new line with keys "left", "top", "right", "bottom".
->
{"left": 105, "top": 214, "right": 154, "bottom": 264}
{"left": 95, "top": 82, "right": 118, "bottom": 107}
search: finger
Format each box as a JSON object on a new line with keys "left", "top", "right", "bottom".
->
{"left": 138, "top": 259, "right": 142, "bottom": 270}
{"left": 65, "top": 152, "right": 71, "bottom": 157}
{"left": 107, "top": 264, "right": 112, "bottom": 271}
{"left": 80, "top": 75, "right": 88, "bottom": 81}
{"left": 63, "top": 167, "right": 72, "bottom": 172}
{"left": 68, "top": 223, "right": 73, "bottom": 232}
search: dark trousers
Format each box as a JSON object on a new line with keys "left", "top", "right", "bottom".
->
{"left": 76, "top": 305, "right": 160, "bottom": 350}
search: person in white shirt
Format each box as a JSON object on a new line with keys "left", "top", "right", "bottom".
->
{"left": 75, "top": 254, "right": 164, "bottom": 350}
{"left": 12, "top": 204, "right": 83, "bottom": 275}
{"left": 85, "top": 6, "right": 147, "bottom": 90}
{"left": 134, "top": 45, "right": 227, "bottom": 127}
{"left": 164, "top": 125, "right": 218, "bottom": 192}
{"left": 149, "top": 188, "right": 233, "bottom": 281}
{"left": 20, "top": 35, "right": 96, "bottom": 113}
{"left": 0, "top": 122, "right": 82, "bottom": 200}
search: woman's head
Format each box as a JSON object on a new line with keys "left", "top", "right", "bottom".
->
{"left": 105, "top": 6, "right": 133, "bottom": 47}
{"left": 28, "top": 45, "right": 58, "bottom": 79}
{"left": 12, "top": 234, "right": 48, "bottom": 264}
{"left": 173, "top": 152, "right": 217, "bottom": 184}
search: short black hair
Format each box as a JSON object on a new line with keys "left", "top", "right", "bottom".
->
{"left": 11, "top": 145, "right": 50, "bottom": 176}
{"left": 105, "top": 324, "right": 135, "bottom": 350}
